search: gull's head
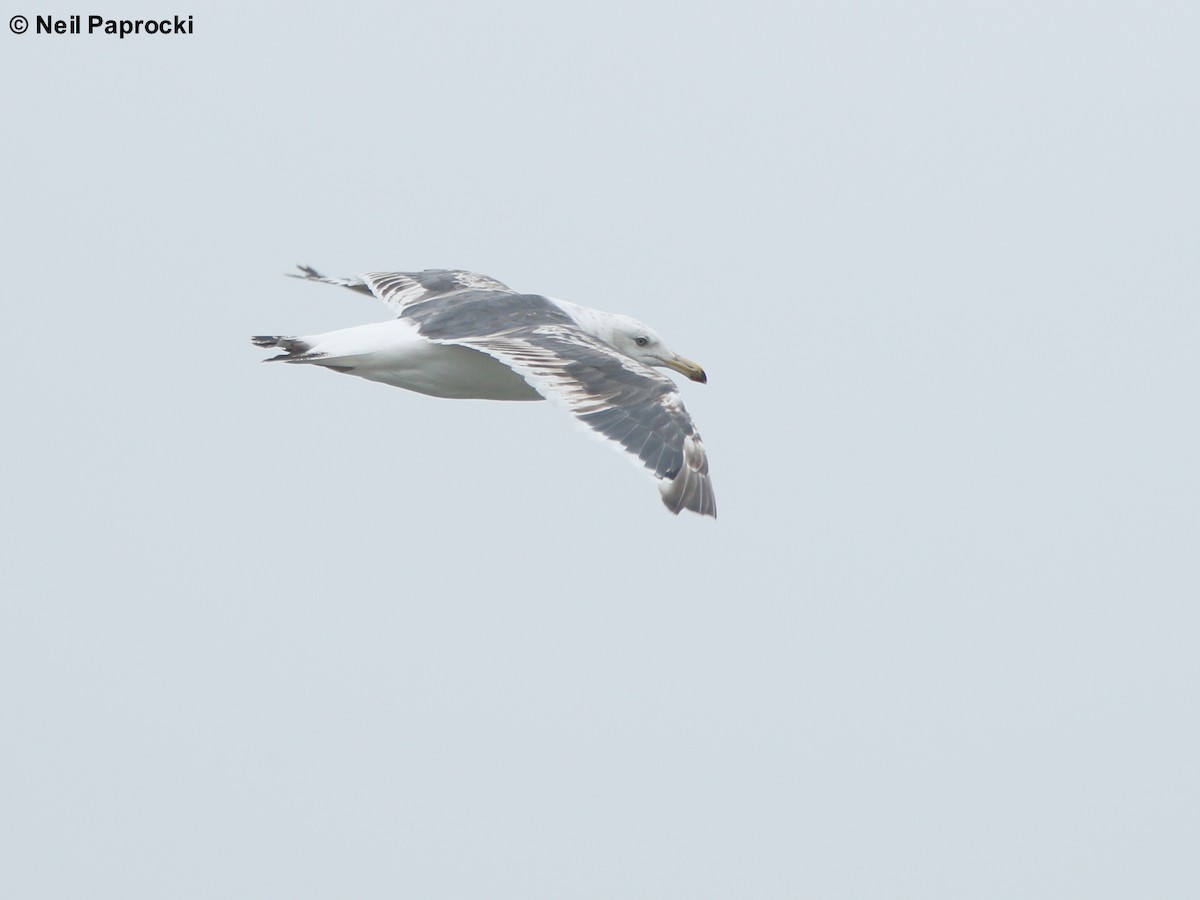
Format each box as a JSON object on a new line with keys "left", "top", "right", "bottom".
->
{"left": 609, "top": 316, "right": 707, "bottom": 384}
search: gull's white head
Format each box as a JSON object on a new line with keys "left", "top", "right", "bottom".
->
{"left": 549, "top": 299, "right": 708, "bottom": 384}
{"left": 605, "top": 314, "right": 708, "bottom": 383}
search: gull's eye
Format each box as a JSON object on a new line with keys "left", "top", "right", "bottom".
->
{"left": 634, "top": 336, "right": 649, "bottom": 347}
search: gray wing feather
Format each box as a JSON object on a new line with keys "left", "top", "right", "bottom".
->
{"left": 287, "top": 265, "right": 375, "bottom": 296}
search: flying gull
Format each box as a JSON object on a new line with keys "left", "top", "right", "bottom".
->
{"left": 252, "top": 266, "right": 716, "bottom": 517}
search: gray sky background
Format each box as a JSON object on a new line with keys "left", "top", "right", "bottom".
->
{"left": 3, "top": 1, "right": 1198, "bottom": 897}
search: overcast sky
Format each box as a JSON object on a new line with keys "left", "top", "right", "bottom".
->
{"left": 2, "top": 1, "right": 1198, "bottom": 897}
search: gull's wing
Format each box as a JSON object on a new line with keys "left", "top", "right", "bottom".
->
{"left": 403, "top": 291, "right": 716, "bottom": 518}
{"left": 289, "top": 265, "right": 515, "bottom": 315}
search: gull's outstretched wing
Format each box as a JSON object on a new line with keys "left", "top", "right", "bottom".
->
{"left": 290, "top": 265, "right": 515, "bottom": 315}
{"left": 402, "top": 290, "right": 716, "bottom": 517}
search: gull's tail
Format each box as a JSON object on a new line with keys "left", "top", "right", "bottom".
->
{"left": 251, "top": 335, "right": 323, "bottom": 362}
{"left": 252, "top": 334, "right": 354, "bottom": 373}
{"left": 251, "top": 324, "right": 406, "bottom": 373}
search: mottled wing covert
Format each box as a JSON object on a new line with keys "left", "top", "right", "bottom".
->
{"left": 290, "top": 266, "right": 516, "bottom": 315}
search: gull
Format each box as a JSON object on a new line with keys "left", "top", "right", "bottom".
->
{"left": 253, "top": 266, "right": 716, "bottom": 517}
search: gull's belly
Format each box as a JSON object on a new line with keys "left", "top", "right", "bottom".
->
{"left": 355, "top": 340, "right": 542, "bottom": 401}
{"left": 296, "top": 319, "right": 542, "bottom": 401}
